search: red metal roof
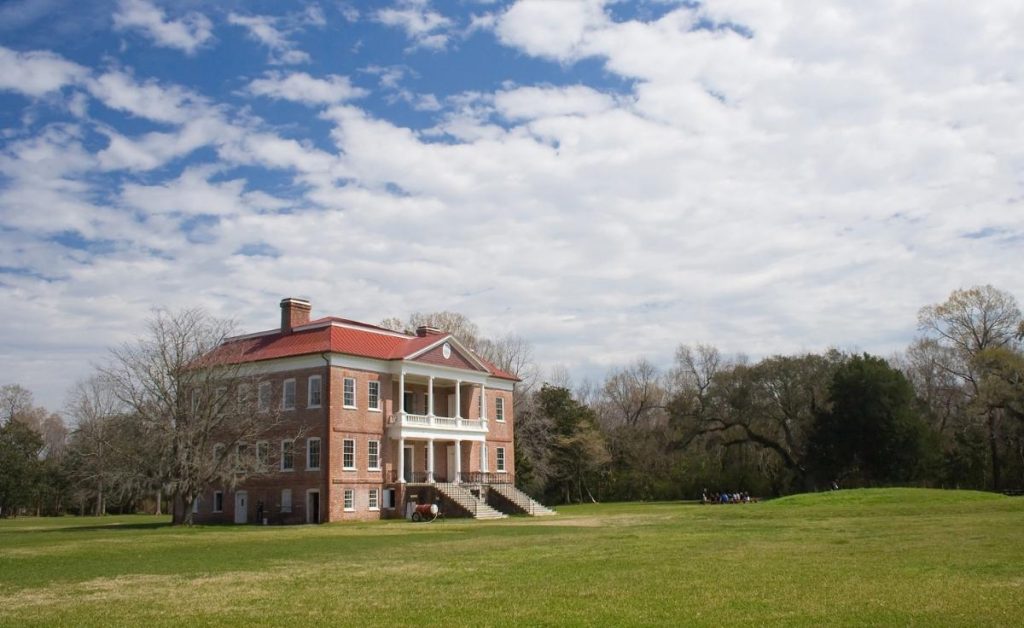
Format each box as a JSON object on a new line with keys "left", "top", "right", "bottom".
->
{"left": 217, "top": 321, "right": 519, "bottom": 381}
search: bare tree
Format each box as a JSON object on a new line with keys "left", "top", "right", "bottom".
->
{"left": 918, "top": 285, "right": 1023, "bottom": 489}
{"left": 600, "top": 358, "right": 666, "bottom": 428}
{"left": 100, "top": 308, "right": 288, "bottom": 525}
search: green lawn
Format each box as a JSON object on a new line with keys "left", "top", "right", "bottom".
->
{"left": 1, "top": 489, "right": 1022, "bottom": 626}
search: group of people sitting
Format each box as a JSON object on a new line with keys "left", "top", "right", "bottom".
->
{"left": 700, "top": 489, "right": 756, "bottom": 504}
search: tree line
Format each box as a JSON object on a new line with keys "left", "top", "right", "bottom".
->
{"left": 1, "top": 285, "right": 1021, "bottom": 519}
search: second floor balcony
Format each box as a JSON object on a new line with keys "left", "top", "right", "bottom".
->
{"left": 387, "top": 411, "right": 488, "bottom": 437}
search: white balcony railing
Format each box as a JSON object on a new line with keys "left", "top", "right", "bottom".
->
{"left": 388, "top": 412, "right": 487, "bottom": 433}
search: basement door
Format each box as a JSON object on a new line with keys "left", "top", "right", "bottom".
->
{"left": 234, "top": 491, "right": 248, "bottom": 524}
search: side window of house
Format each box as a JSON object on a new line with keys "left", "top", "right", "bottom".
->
{"left": 343, "top": 489, "right": 354, "bottom": 511}
{"left": 282, "top": 379, "right": 296, "bottom": 410}
{"left": 343, "top": 439, "right": 355, "bottom": 470}
{"left": 308, "top": 375, "right": 322, "bottom": 408}
{"left": 307, "top": 438, "right": 321, "bottom": 470}
{"left": 496, "top": 447, "right": 506, "bottom": 472}
{"left": 281, "top": 440, "right": 294, "bottom": 471}
{"left": 496, "top": 397, "right": 505, "bottom": 422}
{"left": 281, "top": 488, "right": 292, "bottom": 513}
{"left": 367, "top": 440, "right": 380, "bottom": 470}
{"left": 343, "top": 377, "right": 356, "bottom": 407}
{"left": 213, "top": 491, "right": 224, "bottom": 512}
{"left": 368, "top": 381, "right": 380, "bottom": 411}
{"left": 258, "top": 382, "right": 271, "bottom": 412}
{"left": 368, "top": 489, "right": 379, "bottom": 511}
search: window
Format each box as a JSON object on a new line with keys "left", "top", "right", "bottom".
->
{"left": 481, "top": 445, "right": 489, "bottom": 472}
{"left": 281, "top": 440, "right": 294, "bottom": 471}
{"left": 235, "top": 444, "right": 249, "bottom": 470}
{"left": 257, "top": 441, "right": 269, "bottom": 467}
{"left": 403, "top": 391, "right": 414, "bottom": 413}
{"left": 237, "top": 383, "right": 251, "bottom": 407}
{"left": 308, "top": 375, "right": 322, "bottom": 408}
{"left": 191, "top": 390, "right": 200, "bottom": 413}
{"left": 496, "top": 397, "right": 505, "bottom": 422}
{"left": 213, "top": 443, "right": 225, "bottom": 464}
{"left": 368, "top": 381, "right": 380, "bottom": 411}
{"left": 282, "top": 379, "right": 296, "bottom": 410}
{"left": 213, "top": 491, "right": 224, "bottom": 513}
{"left": 368, "top": 488, "right": 379, "bottom": 511}
{"left": 192, "top": 497, "right": 200, "bottom": 514}
{"left": 344, "top": 489, "right": 354, "bottom": 511}
{"left": 281, "top": 488, "right": 292, "bottom": 513}
{"left": 343, "top": 439, "right": 355, "bottom": 470}
{"left": 367, "top": 440, "right": 380, "bottom": 470}
{"left": 496, "top": 447, "right": 506, "bottom": 472}
{"left": 383, "top": 488, "right": 396, "bottom": 509}
{"left": 258, "top": 382, "right": 271, "bottom": 412}
{"left": 343, "top": 378, "right": 356, "bottom": 407}
{"left": 307, "top": 438, "right": 321, "bottom": 470}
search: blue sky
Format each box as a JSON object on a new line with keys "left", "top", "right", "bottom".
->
{"left": 2, "top": 0, "right": 1023, "bottom": 411}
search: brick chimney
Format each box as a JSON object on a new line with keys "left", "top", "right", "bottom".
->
{"left": 280, "top": 298, "right": 311, "bottom": 334}
{"left": 416, "top": 325, "right": 444, "bottom": 337}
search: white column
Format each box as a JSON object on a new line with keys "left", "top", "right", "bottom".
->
{"left": 399, "top": 370, "right": 406, "bottom": 414}
{"left": 455, "top": 380, "right": 462, "bottom": 418}
{"left": 398, "top": 438, "right": 406, "bottom": 484}
{"left": 454, "top": 440, "right": 462, "bottom": 484}
{"left": 428, "top": 376, "right": 434, "bottom": 417}
{"left": 427, "top": 439, "right": 435, "bottom": 483}
{"left": 480, "top": 383, "right": 487, "bottom": 421}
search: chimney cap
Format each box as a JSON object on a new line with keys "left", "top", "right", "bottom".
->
{"left": 416, "top": 325, "right": 444, "bottom": 337}
{"left": 280, "top": 297, "right": 311, "bottom": 308}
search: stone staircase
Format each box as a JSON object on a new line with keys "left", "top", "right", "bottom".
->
{"left": 435, "top": 483, "right": 506, "bottom": 520}
{"left": 488, "top": 483, "right": 556, "bottom": 516}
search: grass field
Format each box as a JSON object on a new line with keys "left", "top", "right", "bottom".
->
{"left": 1, "top": 489, "right": 1022, "bottom": 626}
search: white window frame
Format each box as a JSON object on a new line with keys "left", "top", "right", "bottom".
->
{"left": 367, "top": 440, "right": 380, "bottom": 470}
{"left": 307, "top": 375, "right": 322, "bottom": 408}
{"left": 258, "top": 382, "right": 271, "bottom": 412}
{"left": 281, "top": 488, "right": 292, "bottom": 513}
{"left": 307, "top": 437, "right": 321, "bottom": 471}
{"left": 213, "top": 491, "right": 224, "bottom": 513}
{"left": 343, "top": 439, "right": 356, "bottom": 470}
{"left": 281, "top": 440, "right": 294, "bottom": 471}
{"left": 256, "top": 441, "right": 269, "bottom": 467}
{"left": 344, "top": 489, "right": 354, "bottom": 512}
{"left": 282, "top": 378, "right": 296, "bottom": 410}
{"left": 368, "top": 488, "right": 379, "bottom": 511}
{"left": 495, "top": 397, "right": 505, "bottom": 422}
{"left": 192, "top": 497, "right": 200, "bottom": 514}
{"left": 368, "top": 381, "right": 381, "bottom": 411}
{"left": 343, "top": 377, "right": 356, "bottom": 408}
{"left": 496, "top": 447, "right": 506, "bottom": 473}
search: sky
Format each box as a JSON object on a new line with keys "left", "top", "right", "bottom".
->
{"left": 1, "top": 0, "right": 1023, "bottom": 411}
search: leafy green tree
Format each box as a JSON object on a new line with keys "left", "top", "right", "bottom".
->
{"left": 810, "top": 354, "right": 931, "bottom": 485}
{"left": 0, "top": 419, "right": 44, "bottom": 517}
{"left": 534, "top": 385, "right": 609, "bottom": 504}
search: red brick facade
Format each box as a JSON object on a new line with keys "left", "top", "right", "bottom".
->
{"left": 193, "top": 300, "right": 517, "bottom": 524}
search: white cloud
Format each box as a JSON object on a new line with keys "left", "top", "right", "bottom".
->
{"left": 0, "top": 46, "right": 87, "bottom": 97}
{"left": 87, "top": 70, "right": 209, "bottom": 124}
{"left": 495, "top": 0, "right": 608, "bottom": 61}
{"left": 375, "top": 0, "right": 454, "bottom": 50}
{"left": 247, "top": 72, "right": 368, "bottom": 106}
{"left": 228, "top": 11, "right": 316, "bottom": 65}
{"left": 494, "top": 85, "right": 617, "bottom": 121}
{"left": 112, "top": 0, "right": 213, "bottom": 55}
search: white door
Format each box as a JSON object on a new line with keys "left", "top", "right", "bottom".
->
{"left": 234, "top": 491, "right": 248, "bottom": 524}
{"left": 447, "top": 446, "right": 456, "bottom": 482}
